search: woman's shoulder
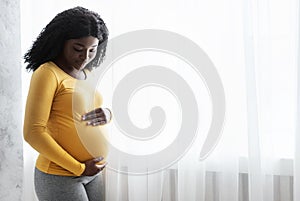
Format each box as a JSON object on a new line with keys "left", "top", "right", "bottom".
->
{"left": 35, "top": 61, "right": 68, "bottom": 81}
{"left": 35, "top": 61, "right": 57, "bottom": 75}
{"left": 29, "top": 62, "right": 60, "bottom": 90}
{"left": 32, "top": 62, "right": 69, "bottom": 88}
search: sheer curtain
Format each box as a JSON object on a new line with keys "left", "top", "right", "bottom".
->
{"left": 21, "top": 0, "right": 298, "bottom": 201}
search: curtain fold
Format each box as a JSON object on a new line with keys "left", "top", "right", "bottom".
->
{"left": 243, "top": 1, "right": 263, "bottom": 199}
{"left": 294, "top": 0, "right": 300, "bottom": 200}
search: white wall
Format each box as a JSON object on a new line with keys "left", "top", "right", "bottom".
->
{"left": 0, "top": 0, "right": 23, "bottom": 200}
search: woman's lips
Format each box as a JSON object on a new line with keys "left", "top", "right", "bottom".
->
{"left": 76, "top": 61, "right": 88, "bottom": 69}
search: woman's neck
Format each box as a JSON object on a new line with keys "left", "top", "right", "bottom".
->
{"left": 53, "top": 59, "right": 86, "bottom": 80}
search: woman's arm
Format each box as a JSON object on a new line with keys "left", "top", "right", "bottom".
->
{"left": 23, "top": 66, "right": 85, "bottom": 176}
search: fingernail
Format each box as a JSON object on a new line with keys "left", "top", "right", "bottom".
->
{"left": 86, "top": 121, "right": 91, "bottom": 125}
{"left": 82, "top": 115, "right": 86, "bottom": 120}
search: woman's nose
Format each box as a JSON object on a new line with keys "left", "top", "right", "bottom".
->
{"left": 80, "top": 50, "right": 89, "bottom": 60}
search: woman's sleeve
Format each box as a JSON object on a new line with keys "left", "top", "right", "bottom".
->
{"left": 23, "top": 67, "right": 85, "bottom": 176}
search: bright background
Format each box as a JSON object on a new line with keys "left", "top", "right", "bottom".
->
{"left": 21, "top": 0, "right": 299, "bottom": 200}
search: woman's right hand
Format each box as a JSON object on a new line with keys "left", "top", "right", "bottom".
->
{"left": 81, "top": 157, "right": 107, "bottom": 176}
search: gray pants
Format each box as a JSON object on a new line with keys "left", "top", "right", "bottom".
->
{"left": 34, "top": 168, "right": 105, "bottom": 201}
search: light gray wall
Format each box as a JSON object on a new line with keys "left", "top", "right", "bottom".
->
{"left": 0, "top": 0, "right": 23, "bottom": 200}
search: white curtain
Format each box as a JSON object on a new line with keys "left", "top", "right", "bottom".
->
{"left": 21, "top": 0, "right": 298, "bottom": 201}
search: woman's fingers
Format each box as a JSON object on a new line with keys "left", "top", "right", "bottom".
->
{"left": 82, "top": 108, "right": 112, "bottom": 126}
{"left": 81, "top": 157, "right": 106, "bottom": 176}
{"left": 93, "top": 156, "right": 104, "bottom": 163}
{"left": 86, "top": 117, "right": 107, "bottom": 126}
{"left": 82, "top": 108, "right": 104, "bottom": 120}
{"left": 96, "top": 162, "right": 107, "bottom": 169}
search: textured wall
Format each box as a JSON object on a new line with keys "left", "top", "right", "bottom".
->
{"left": 0, "top": 0, "right": 23, "bottom": 200}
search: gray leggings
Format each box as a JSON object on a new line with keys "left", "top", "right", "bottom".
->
{"left": 34, "top": 168, "right": 105, "bottom": 201}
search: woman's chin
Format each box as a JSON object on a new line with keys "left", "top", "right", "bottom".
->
{"left": 73, "top": 62, "right": 87, "bottom": 70}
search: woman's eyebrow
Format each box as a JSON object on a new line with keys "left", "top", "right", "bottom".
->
{"left": 74, "top": 43, "right": 98, "bottom": 47}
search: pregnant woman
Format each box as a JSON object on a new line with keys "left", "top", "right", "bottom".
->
{"left": 23, "top": 7, "right": 111, "bottom": 201}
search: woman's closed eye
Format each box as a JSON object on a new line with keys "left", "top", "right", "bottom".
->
{"left": 73, "top": 47, "right": 83, "bottom": 52}
{"left": 73, "top": 47, "right": 97, "bottom": 53}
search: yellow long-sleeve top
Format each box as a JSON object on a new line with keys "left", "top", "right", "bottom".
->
{"left": 23, "top": 61, "right": 108, "bottom": 176}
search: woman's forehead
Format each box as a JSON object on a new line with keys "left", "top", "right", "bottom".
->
{"left": 67, "top": 36, "right": 99, "bottom": 47}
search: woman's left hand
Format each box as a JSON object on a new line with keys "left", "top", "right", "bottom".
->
{"left": 82, "top": 107, "right": 112, "bottom": 126}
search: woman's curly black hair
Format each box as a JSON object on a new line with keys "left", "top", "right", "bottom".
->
{"left": 24, "top": 6, "right": 109, "bottom": 71}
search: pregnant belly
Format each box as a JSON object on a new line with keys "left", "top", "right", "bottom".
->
{"left": 53, "top": 114, "right": 109, "bottom": 163}
{"left": 74, "top": 119, "right": 109, "bottom": 159}
{"left": 67, "top": 80, "right": 108, "bottom": 161}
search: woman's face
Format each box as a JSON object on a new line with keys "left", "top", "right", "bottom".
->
{"left": 60, "top": 36, "right": 99, "bottom": 71}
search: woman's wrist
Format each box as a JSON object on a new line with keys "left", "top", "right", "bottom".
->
{"left": 103, "top": 108, "right": 112, "bottom": 123}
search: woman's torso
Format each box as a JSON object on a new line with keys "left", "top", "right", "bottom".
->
{"left": 36, "top": 62, "right": 108, "bottom": 176}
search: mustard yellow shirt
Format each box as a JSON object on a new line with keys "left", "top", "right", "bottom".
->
{"left": 23, "top": 62, "right": 108, "bottom": 176}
